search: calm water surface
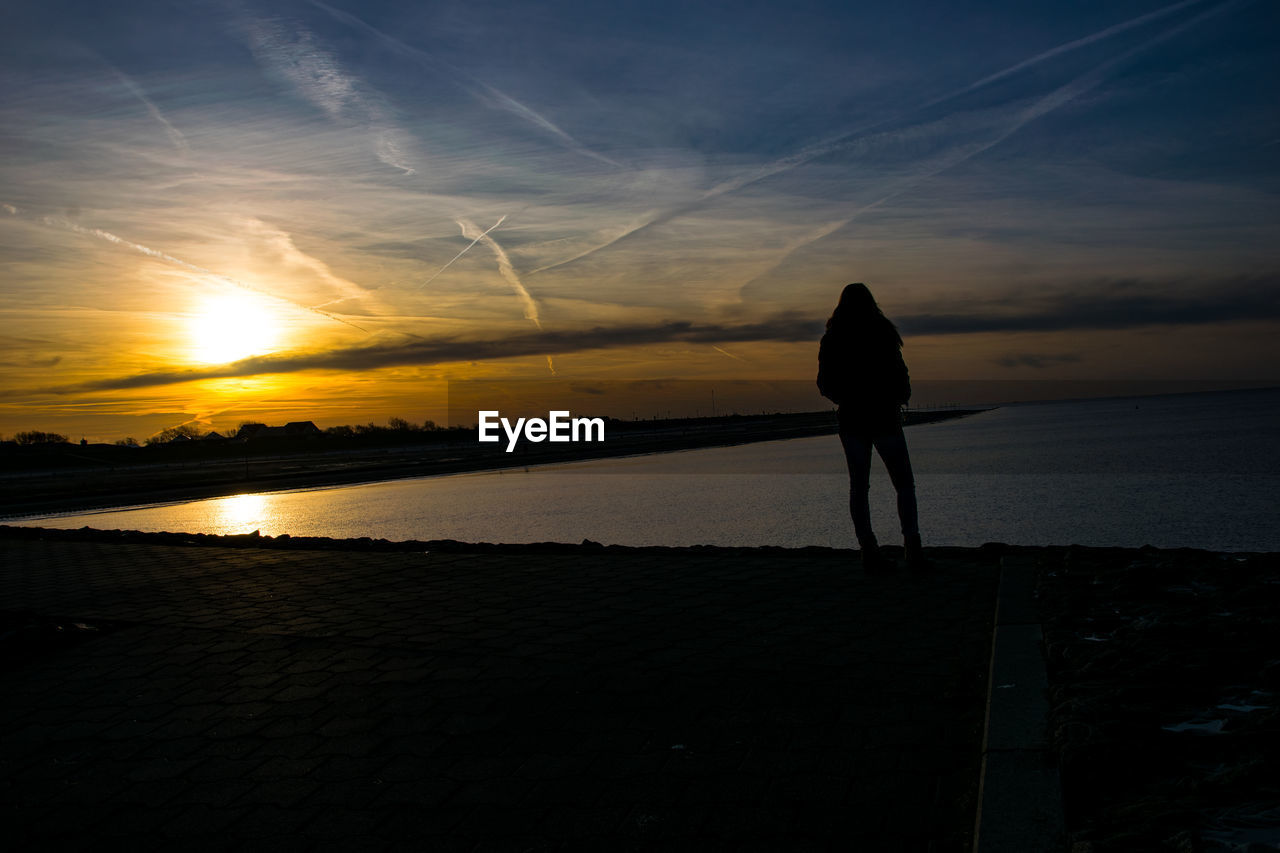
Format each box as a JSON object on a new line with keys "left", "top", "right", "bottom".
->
{"left": 14, "top": 388, "right": 1280, "bottom": 551}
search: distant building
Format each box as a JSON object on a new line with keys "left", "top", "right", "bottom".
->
{"left": 284, "top": 421, "right": 322, "bottom": 437}
{"left": 235, "top": 421, "right": 322, "bottom": 441}
{"left": 201, "top": 431, "right": 227, "bottom": 441}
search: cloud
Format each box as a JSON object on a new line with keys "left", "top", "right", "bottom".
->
{"left": 0, "top": 355, "right": 63, "bottom": 368}
{"left": 738, "top": 0, "right": 1250, "bottom": 296}
{"left": 931, "top": 0, "right": 1213, "bottom": 105}
{"left": 529, "top": 0, "right": 1237, "bottom": 278}
{"left": 51, "top": 313, "right": 823, "bottom": 392}
{"left": 110, "top": 67, "right": 189, "bottom": 153}
{"left": 710, "top": 345, "right": 748, "bottom": 363}
{"left": 420, "top": 215, "right": 507, "bottom": 288}
{"left": 899, "top": 274, "right": 1280, "bottom": 335}
{"left": 11, "top": 204, "right": 370, "bottom": 332}
{"left": 993, "top": 353, "right": 1083, "bottom": 369}
{"left": 242, "top": 15, "right": 416, "bottom": 175}
{"left": 457, "top": 217, "right": 541, "bottom": 328}
{"left": 306, "top": 0, "right": 618, "bottom": 167}
{"left": 474, "top": 83, "right": 620, "bottom": 168}
{"left": 240, "top": 217, "right": 374, "bottom": 310}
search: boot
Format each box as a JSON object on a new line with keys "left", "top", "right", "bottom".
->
{"left": 860, "top": 538, "right": 893, "bottom": 574}
{"left": 904, "top": 534, "right": 933, "bottom": 571}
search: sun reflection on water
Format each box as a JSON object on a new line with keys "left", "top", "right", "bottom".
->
{"left": 209, "top": 493, "right": 270, "bottom": 534}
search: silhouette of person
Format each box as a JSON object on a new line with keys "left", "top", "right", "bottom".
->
{"left": 817, "top": 282, "right": 927, "bottom": 571}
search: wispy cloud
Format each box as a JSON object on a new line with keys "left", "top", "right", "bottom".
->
{"left": 3, "top": 202, "right": 369, "bottom": 332}
{"left": 735, "top": 0, "right": 1246, "bottom": 296}
{"left": 110, "top": 67, "right": 189, "bottom": 153}
{"left": 420, "top": 214, "right": 507, "bottom": 288}
{"left": 994, "top": 352, "right": 1083, "bottom": 369}
{"left": 306, "top": 0, "right": 618, "bottom": 168}
{"left": 710, "top": 345, "right": 748, "bottom": 363}
{"left": 52, "top": 314, "right": 823, "bottom": 392}
{"left": 240, "top": 217, "right": 376, "bottom": 312}
{"left": 528, "top": 0, "right": 1243, "bottom": 278}
{"left": 242, "top": 15, "right": 416, "bottom": 175}
{"left": 473, "top": 82, "right": 620, "bottom": 168}
{"left": 899, "top": 274, "right": 1280, "bottom": 335}
{"left": 457, "top": 217, "right": 541, "bottom": 328}
{"left": 0, "top": 355, "right": 63, "bottom": 369}
{"left": 48, "top": 269, "right": 1279, "bottom": 394}
{"left": 932, "top": 0, "right": 1213, "bottom": 103}
{"left": 2, "top": 0, "right": 1275, "bottom": 433}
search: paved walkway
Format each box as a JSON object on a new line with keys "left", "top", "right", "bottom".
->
{"left": 0, "top": 532, "right": 998, "bottom": 850}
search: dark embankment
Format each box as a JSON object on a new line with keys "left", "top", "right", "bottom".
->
{"left": 1, "top": 408, "right": 985, "bottom": 517}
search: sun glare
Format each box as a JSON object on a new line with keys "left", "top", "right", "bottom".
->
{"left": 211, "top": 493, "right": 270, "bottom": 534}
{"left": 189, "top": 293, "right": 279, "bottom": 364}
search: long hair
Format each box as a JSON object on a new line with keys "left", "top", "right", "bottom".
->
{"left": 826, "top": 282, "right": 903, "bottom": 347}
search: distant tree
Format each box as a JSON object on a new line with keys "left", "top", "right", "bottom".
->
{"left": 14, "top": 430, "right": 70, "bottom": 445}
{"left": 145, "top": 423, "right": 204, "bottom": 446}
{"left": 387, "top": 417, "right": 438, "bottom": 431}
{"left": 115, "top": 437, "right": 140, "bottom": 447}
{"left": 322, "top": 419, "right": 440, "bottom": 438}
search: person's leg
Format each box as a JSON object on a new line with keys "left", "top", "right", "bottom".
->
{"left": 837, "top": 417, "right": 877, "bottom": 550}
{"left": 874, "top": 426, "right": 931, "bottom": 568}
{"left": 872, "top": 426, "right": 919, "bottom": 540}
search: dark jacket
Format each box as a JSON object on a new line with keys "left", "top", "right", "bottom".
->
{"left": 817, "top": 323, "right": 911, "bottom": 416}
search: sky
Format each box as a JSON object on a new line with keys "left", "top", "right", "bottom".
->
{"left": 1, "top": 0, "right": 1277, "bottom": 440}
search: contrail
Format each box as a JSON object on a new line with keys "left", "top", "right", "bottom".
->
{"left": 457, "top": 217, "right": 541, "bottom": 328}
{"left": 374, "top": 131, "right": 416, "bottom": 176}
{"left": 930, "top": 0, "right": 1210, "bottom": 104}
{"left": 111, "top": 67, "right": 189, "bottom": 153}
{"left": 475, "top": 83, "right": 620, "bottom": 168}
{"left": 711, "top": 345, "right": 747, "bottom": 363}
{"left": 528, "top": 0, "right": 1227, "bottom": 277}
{"left": 737, "top": 0, "right": 1244, "bottom": 295}
{"left": 419, "top": 214, "right": 508, "bottom": 288}
{"left": 7, "top": 204, "right": 369, "bottom": 332}
{"left": 306, "top": 0, "right": 619, "bottom": 168}
{"left": 242, "top": 15, "right": 416, "bottom": 176}
{"left": 246, "top": 217, "right": 372, "bottom": 304}
{"left": 736, "top": 215, "right": 867, "bottom": 295}
{"left": 545, "top": 355, "right": 557, "bottom": 375}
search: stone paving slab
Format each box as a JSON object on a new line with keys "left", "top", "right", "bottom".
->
{"left": 0, "top": 534, "right": 999, "bottom": 850}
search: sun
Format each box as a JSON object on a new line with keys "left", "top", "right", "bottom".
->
{"left": 188, "top": 292, "right": 279, "bottom": 364}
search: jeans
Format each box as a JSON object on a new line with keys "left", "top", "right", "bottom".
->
{"left": 838, "top": 409, "right": 919, "bottom": 548}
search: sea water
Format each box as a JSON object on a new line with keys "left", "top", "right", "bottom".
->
{"left": 11, "top": 388, "right": 1280, "bottom": 551}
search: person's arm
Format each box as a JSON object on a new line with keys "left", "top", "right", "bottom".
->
{"left": 816, "top": 333, "right": 842, "bottom": 403}
{"left": 893, "top": 348, "right": 911, "bottom": 405}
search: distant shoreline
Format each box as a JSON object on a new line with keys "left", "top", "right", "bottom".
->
{"left": 1, "top": 408, "right": 986, "bottom": 518}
